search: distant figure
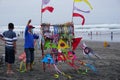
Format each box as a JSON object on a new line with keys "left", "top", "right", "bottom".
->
{"left": 90, "top": 31, "right": 92, "bottom": 40}
{"left": 0, "top": 23, "right": 17, "bottom": 74}
{"left": 111, "top": 32, "right": 113, "bottom": 40}
{"left": 17, "top": 34, "right": 20, "bottom": 37}
{"left": 96, "top": 32, "right": 98, "bottom": 35}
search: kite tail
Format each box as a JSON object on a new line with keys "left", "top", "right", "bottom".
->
{"left": 17, "top": 61, "right": 26, "bottom": 72}
{"left": 53, "top": 64, "right": 62, "bottom": 74}
{"left": 94, "top": 54, "right": 101, "bottom": 59}
{"left": 85, "top": 63, "right": 97, "bottom": 73}
{"left": 53, "top": 64, "right": 72, "bottom": 79}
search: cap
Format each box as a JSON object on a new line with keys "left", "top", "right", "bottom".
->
{"left": 28, "top": 25, "right": 35, "bottom": 29}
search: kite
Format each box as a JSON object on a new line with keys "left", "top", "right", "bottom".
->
{"left": 41, "top": 53, "right": 54, "bottom": 64}
{"left": 58, "top": 39, "right": 69, "bottom": 49}
{"left": 78, "top": 60, "right": 97, "bottom": 73}
{"left": 80, "top": 42, "right": 101, "bottom": 59}
{"left": 72, "top": 37, "right": 82, "bottom": 50}
{"left": 67, "top": 51, "right": 77, "bottom": 60}
{"left": 41, "top": 53, "right": 72, "bottom": 79}
{"left": 17, "top": 52, "right": 26, "bottom": 72}
{"left": 53, "top": 25, "right": 59, "bottom": 34}
{"left": 57, "top": 52, "right": 66, "bottom": 61}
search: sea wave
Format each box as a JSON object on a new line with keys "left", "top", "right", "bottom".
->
{"left": 0, "top": 24, "right": 120, "bottom": 42}
{"left": 0, "top": 24, "right": 120, "bottom": 32}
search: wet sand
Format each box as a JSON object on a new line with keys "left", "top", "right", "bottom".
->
{"left": 0, "top": 38, "right": 120, "bottom": 80}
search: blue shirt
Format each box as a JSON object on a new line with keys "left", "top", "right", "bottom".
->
{"left": 2, "top": 30, "right": 17, "bottom": 47}
{"left": 24, "top": 26, "right": 39, "bottom": 48}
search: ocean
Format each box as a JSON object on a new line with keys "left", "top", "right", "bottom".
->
{"left": 0, "top": 24, "right": 120, "bottom": 42}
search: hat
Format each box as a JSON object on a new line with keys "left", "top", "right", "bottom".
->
{"left": 28, "top": 25, "right": 35, "bottom": 29}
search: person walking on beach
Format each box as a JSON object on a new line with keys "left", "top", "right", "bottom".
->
{"left": 24, "top": 19, "right": 39, "bottom": 71}
{"left": 111, "top": 32, "right": 113, "bottom": 40}
{"left": 0, "top": 23, "right": 17, "bottom": 74}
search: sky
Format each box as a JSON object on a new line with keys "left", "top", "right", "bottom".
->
{"left": 0, "top": 0, "right": 120, "bottom": 26}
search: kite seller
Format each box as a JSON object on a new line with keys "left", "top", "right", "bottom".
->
{"left": 24, "top": 19, "right": 39, "bottom": 71}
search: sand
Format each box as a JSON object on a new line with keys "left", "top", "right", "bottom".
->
{"left": 0, "top": 38, "right": 120, "bottom": 80}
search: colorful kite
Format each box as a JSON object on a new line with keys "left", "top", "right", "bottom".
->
{"left": 80, "top": 42, "right": 101, "bottom": 59}
{"left": 58, "top": 39, "right": 69, "bottom": 49}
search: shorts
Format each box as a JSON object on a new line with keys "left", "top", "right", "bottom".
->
{"left": 24, "top": 48, "right": 34, "bottom": 64}
{"left": 5, "top": 46, "right": 15, "bottom": 64}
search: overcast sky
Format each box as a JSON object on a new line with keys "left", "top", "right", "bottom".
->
{"left": 0, "top": 0, "right": 120, "bottom": 26}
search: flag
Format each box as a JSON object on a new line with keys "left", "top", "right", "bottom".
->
{"left": 73, "top": 13, "right": 85, "bottom": 25}
{"left": 42, "top": 0, "right": 50, "bottom": 5}
{"left": 83, "top": 0, "right": 93, "bottom": 10}
{"left": 74, "top": 0, "right": 93, "bottom": 10}
{"left": 73, "top": 6, "right": 90, "bottom": 13}
{"left": 41, "top": 6, "right": 54, "bottom": 13}
{"left": 74, "top": 0, "right": 82, "bottom": 2}
{"left": 72, "top": 37, "right": 82, "bottom": 50}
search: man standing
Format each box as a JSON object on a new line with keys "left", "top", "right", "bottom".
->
{"left": 24, "top": 19, "right": 38, "bottom": 71}
{"left": 0, "top": 23, "right": 17, "bottom": 74}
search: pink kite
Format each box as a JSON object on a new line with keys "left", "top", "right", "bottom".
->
{"left": 18, "top": 52, "right": 26, "bottom": 62}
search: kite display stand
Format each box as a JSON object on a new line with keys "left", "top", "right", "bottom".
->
{"left": 40, "top": 22, "right": 75, "bottom": 72}
{"left": 39, "top": 22, "right": 98, "bottom": 76}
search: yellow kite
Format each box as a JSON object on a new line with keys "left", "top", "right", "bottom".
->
{"left": 58, "top": 39, "right": 69, "bottom": 49}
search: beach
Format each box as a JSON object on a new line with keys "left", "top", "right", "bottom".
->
{"left": 0, "top": 38, "right": 120, "bottom": 80}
